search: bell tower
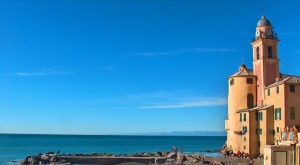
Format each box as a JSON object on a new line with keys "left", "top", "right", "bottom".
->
{"left": 252, "top": 14, "right": 280, "bottom": 106}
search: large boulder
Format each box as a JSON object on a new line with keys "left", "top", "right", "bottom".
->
{"left": 155, "top": 152, "right": 162, "bottom": 157}
{"left": 50, "top": 156, "right": 57, "bottom": 163}
{"left": 167, "top": 152, "right": 177, "bottom": 159}
{"left": 57, "top": 159, "right": 69, "bottom": 164}
{"left": 20, "top": 160, "right": 27, "bottom": 165}
{"left": 41, "top": 155, "right": 50, "bottom": 162}
{"left": 30, "top": 159, "right": 39, "bottom": 165}
{"left": 177, "top": 155, "right": 187, "bottom": 164}
{"left": 162, "top": 152, "right": 169, "bottom": 157}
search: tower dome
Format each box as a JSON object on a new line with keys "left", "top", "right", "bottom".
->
{"left": 257, "top": 16, "right": 272, "bottom": 27}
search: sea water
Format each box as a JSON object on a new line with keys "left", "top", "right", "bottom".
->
{"left": 0, "top": 134, "right": 226, "bottom": 164}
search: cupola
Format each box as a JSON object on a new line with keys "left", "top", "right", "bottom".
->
{"left": 239, "top": 64, "right": 246, "bottom": 71}
{"left": 257, "top": 16, "right": 272, "bottom": 27}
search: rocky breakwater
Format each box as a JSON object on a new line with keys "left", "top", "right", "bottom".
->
{"left": 20, "top": 151, "right": 242, "bottom": 165}
{"left": 20, "top": 152, "right": 71, "bottom": 165}
{"left": 20, "top": 151, "right": 173, "bottom": 165}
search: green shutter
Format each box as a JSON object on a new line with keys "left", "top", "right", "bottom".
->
{"left": 279, "top": 108, "right": 281, "bottom": 120}
{"left": 243, "top": 126, "right": 247, "bottom": 132}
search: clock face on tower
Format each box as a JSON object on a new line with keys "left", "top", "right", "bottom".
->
{"left": 266, "top": 29, "right": 273, "bottom": 36}
{"left": 256, "top": 30, "right": 260, "bottom": 37}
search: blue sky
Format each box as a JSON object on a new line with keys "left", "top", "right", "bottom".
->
{"left": 1, "top": 0, "right": 300, "bottom": 135}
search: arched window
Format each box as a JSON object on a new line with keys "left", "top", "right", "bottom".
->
{"left": 256, "top": 47, "right": 260, "bottom": 60}
{"left": 247, "top": 94, "right": 254, "bottom": 108}
{"left": 268, "top": 46, "right": 273, "bottom": 59}
{"left": 230, "top": 79, "right": 234, "bottom": 86}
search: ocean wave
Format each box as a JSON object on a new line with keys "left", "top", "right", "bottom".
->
{"left": 8, "top": 159, "right": 21, "bottom": 165}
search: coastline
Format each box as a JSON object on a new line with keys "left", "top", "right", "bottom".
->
{"left": 1, "top": 134, "right": 226, "bottom": 164}
{"left": 19, "top": 152, "right": 263, "bottom": 165}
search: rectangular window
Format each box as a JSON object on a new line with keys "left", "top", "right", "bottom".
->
{"left": 243, "top": 113, "right": 246, "bottom": 121}
{"left": 276, "top": 86, "right": 280, "bottom": 94}
{"left": 277, "top": 127, "right": 280, "bottom": 133}
{"left": 256, "top": 111, "right": 263, "bottom": 121}
{"left": 268, "top": 88, "right": 270, "bottom": 96}
{"left": 256, "top": 128, "right": 262, "bottom": 134}
{"left": 290, "top": 107, "right": 295, "bottom": 120}
{"left": 270, "top": 129, "right": 275, "bottom": 135}
{"left": 244, "top": 137, "right": 246, "bottom": 142}
{"left": 275, "top": 108, "right": 281, "bottom": 120}
{"left": 244, "top": 146, "right": 246, "bottom": 150}
{"left": 247, "top": 78, "right": 253, "bottom": 84}
{"left": 230, "top": 79, "right": 234, "bottom": 86}
{"left": 259, "top": 112, "right": 263, "bottom": 121}
{"left": 258, "top": 141, "right": 261, "bottom": 147}
{"left": 290, "top": 85, "right": 295, "bottom": 92}
{"left": 259, "top": 129, "right": 262, "bottom": 134}
{"left": 240, "top": 113, "right": 242, "bottom": 122}
{"left": 243, "top": 126, "right": 247, "bottom": 132}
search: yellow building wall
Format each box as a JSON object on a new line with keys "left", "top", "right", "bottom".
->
{"left": 256, "top": 106, "right": 275, "bottom": 154}
{"left": 227, "top": 75, "right": 257, "bottom": 152}
{"left": 264, "top": 84, "right": 286, "bottom": 142}
{"left": 284, "top": 84, "right": 300, "bottom": 129}
{"left": 235, "top": 111, "right": 251, "bottom": 153}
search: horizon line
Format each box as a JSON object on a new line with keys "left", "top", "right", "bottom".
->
{"left": 0, "top": 131, "right": 226, "bottom": 137}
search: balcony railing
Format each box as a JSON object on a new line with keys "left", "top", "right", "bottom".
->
{"left": 252, "top": 35, "right": 279, "bottom": 42}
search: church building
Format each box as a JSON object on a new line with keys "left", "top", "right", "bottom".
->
{"left": 225, "top": 13, "right": 300, "bottom": 163}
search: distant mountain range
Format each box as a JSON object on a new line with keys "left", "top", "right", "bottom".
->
{"left": 123, "top": 131, "right": 226, "bottom": 136}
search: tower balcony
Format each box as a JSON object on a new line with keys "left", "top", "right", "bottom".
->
{"left": 252, "top": 35, "right": 278, "bottom": 42}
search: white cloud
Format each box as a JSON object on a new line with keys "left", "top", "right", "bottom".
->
{"left": 138, "top": 98, "right": 227, "bottom": 109}
{"left": 131, "top": 52, "right": 171, "bottom": 57}
{"left": 187, "top": 47, "right": 238, "bottom": 53}
{"left": 55, "top": 90, "right": 227, "bottom": 111}
{"left": 13, "top": 70, "right": 70, "bottom": 77}
{"left": 126, "top": 90, "right": 186, "bottom": 99}
{"left": 130, "top": 47, "right": 238, "bottom": 57}
{"left": 126, "top": 91, "right": 228, "bottom": 109}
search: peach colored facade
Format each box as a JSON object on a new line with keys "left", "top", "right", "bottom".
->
{"left": 225, "top": 14, "right": 300, "bottom": 161}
